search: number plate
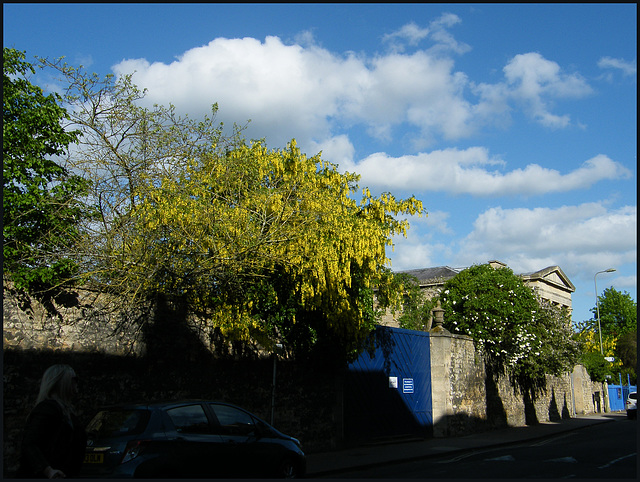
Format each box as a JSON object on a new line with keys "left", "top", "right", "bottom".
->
{"left": 84, "top": 453, "right": 104, "bottom": 464}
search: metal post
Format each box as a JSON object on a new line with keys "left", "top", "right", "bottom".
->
{"left": 270, "top": 343, "right": 283, "bottom": 426}
{"left": 271, "top": 353, "right": 277, "bottom": 425}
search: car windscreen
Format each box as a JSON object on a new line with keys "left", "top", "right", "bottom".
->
{"left": 86, "top": 409, "right": 150, "bottom": 438}
{"left": 630, "top": 393, "right": 637, "bottom": 400}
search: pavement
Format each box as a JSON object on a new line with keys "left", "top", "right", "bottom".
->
{"left": 305, "top": 411, "right": 628, "bottom": 477}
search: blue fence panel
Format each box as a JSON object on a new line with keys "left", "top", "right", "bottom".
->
{"left": 608, "top": 383, "right": 637, "bottom": 411}
{"left": 344, "top": 326, "right": 432, "bottom": 443}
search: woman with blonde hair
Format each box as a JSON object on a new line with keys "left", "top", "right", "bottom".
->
{"left": 17, "top": 365, "right": 86, "bottom": 478}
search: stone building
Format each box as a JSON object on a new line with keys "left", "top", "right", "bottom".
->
{"left": 519, "top": 263, "right": 575, "bottom": 313}
{"left": 380, "top": 260, "right": 575, "bottom": 328}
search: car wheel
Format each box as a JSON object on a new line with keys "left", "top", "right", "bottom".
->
{"left": 278, "top": 458, "right": 300, "bottom": 479}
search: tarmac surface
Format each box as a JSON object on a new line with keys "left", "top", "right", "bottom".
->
{"left": 305, "top": 412, "right": 629, "bottom": 477}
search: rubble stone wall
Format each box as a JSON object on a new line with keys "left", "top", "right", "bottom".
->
{"left": 3, "top": 281, "right": 144, "bottom": 355}
{"left": 2, "top": 284, "right": 338, "bottom": 477}
{"left": 430, "top": 329, "right": 605, "bottom": 437}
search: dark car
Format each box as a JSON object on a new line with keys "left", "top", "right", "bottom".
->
{"left": 80, "top": 400, "right": 306, "bottom": 478}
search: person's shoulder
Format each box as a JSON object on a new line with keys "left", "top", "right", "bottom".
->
{"left": 32, "top": 399, "right": 64, "bottom": 416}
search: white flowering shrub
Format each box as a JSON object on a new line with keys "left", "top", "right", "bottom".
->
{"left": 440, "top": 264, "right": 579, "bottom": 380}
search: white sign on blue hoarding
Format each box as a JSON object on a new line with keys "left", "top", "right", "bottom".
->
{"left": 403, "top": 378, "right": 414, "bottom": 394}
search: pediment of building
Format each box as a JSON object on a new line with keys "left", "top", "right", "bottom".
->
{"left": 520, "top": 266, "right": 575, "bottom": 293}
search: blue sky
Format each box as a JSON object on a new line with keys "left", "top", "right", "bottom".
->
{"left": 4, "top": 3, "right": 637, "bottom": 325}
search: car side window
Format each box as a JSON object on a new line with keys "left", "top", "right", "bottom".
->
{"left": 86, "top": 409, "right": 149, "bottom": 437}
{"left": 167, "top": 404, "right": 211, "bottom": 434}
{"left": 209, "top": 404, "right": 256, "bottom": 436}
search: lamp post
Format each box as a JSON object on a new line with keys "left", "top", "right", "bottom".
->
{"left": 594, "top": 268, "right": 616, "bottom": 413}
{"left": 271, "top": 343, "right": 283, "bottom": 425}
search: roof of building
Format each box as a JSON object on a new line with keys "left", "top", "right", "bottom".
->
{"left": 397, "top": 261, "right": 575, "bottom": 293}
{"left": 396, "top": 266, "right": 460, "bottom": 285}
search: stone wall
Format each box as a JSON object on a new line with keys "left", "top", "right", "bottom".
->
{"left": 430, "top": 329, "right": 605, "bottom": 438}
{"left": 3, "top": 281, "right": 144, "bottom": 355}
{"left": 572, "top": 364, "right": 607, "bottom": 414}
{"left": 447, "top": 332, "right": 488, "bottom": 432}
{"left": 3, "top": 282, "right": 609, "bottom": 474}
{"left": 2, "top": 284, "right": 341, "bottom": 477}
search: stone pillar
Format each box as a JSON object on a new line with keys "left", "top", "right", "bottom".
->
{"left": 430, "top": 301, "right": 453, "bottom": 437}
{"left": 430, "top": 300, "right": 446, "bottom": 333}
{"left": 571, "top": 365, "right": 588, "bottom": 414}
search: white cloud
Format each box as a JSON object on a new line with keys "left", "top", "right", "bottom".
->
{"left": 74, "top": 54, "right": 94, "bottom": 68}
{"left": 110, "top": 32, "right": 593, "bottom": 156}
{"left": 421, "top": 210, "right": 455, "bottom": 235}
{"left": 112, "top": 34, "right": 479, "bottom": 149}
{"left": 346, "top": 52, "right": 475, "bottom": 143}
{"left": 387, "top": 224, "right": 453, "bottom": 271}
{"left": 347, "top": 150, "right": 631, "bottom": 196}
{"left": 457, "top": 203, "right": 637, "bottom": 276}
{"left": 293, "top": 29, "right": 317, "bottom": 48}
{"left": 309, "top": 135, "right": 355, "bottom": 169}
{"left": 472, "top": 52, "right": 594, "bottom": 130}
{"left": 113, "top": 36, "right": 358, "bottom": 149}
{"left": 426, "top": 13, "right": 471, "bottom": 55}
{"left": 388, "top": 239, "right": 441, "bottom": 271}
{"left": 598, "top": 57, "right": 637, "bottom": 77}
{"left": 501, "top": 52, "right": 593, "bottom": 128}
{"left": 612, "top": 275, "right": 638, "bottom": 292}
{"left": 382, "top": 13, "right": 470, "bottom": 56}
{"left": 382, "top": 22, "right": 430, "bottom": 52}
{"left": 386, "top": 209, "right": 456, "bottom": 271}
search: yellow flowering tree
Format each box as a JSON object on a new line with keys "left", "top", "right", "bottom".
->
{"left": 132, "top": 140, "right": 424, "bottom": 361}
{"left": 41, "top": 59, "right": 425, "bottom": 361}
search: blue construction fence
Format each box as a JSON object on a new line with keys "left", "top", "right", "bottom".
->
{"left": 344, "top": 326, "right": 432, "bottom": 443}
{"left": 607, "top": 373, "right": 637, "bottom": 411}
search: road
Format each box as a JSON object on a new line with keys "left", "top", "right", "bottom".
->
{"left": 325, "top": 417, "right": 637, "bottom": 479}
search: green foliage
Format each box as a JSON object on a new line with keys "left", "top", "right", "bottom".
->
{"left": 577, "top": 287, "right": 637, "bottom": 383}
{"left": 389, "top": 273, "right": 438, "bottom": 331}
{"left": 3, "top": 48, "right": 89, "bottom": 293}
{"left": 578, "top": 351, "right": 612, "bottom": 383}
{"left": 590, "top": 287, "right": 637, "bottom": 338}
{"left": 616, "top": 330, "right": 637, "bottom": 375}
{"left": 439, "top": 264, "right": 580, "bottom": 381}
{"left": 617, "top": 367, "right": 637, "bottom": 386}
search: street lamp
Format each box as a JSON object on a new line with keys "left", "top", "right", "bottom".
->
{"left": 594, "top": 268, "right": 616, "bottom": 355}
{"left": 271, "top": 343, "right": 283, "bottom": 425}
